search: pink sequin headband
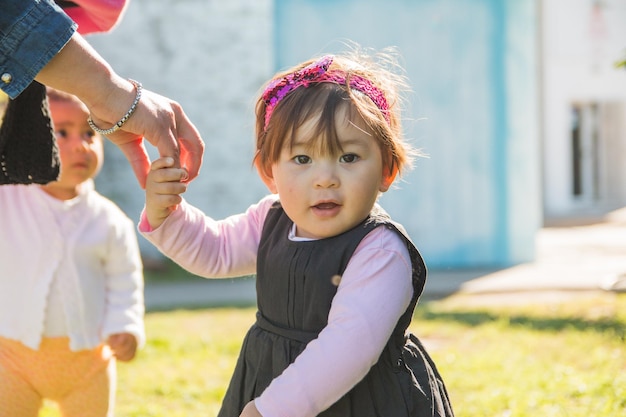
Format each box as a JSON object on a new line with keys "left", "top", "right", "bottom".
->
{"left": 261, "top": 55, "right": 390, "bottom": 131}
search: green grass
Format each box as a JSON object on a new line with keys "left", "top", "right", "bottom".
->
{"left": 41, "top": 292, "right": 625, "bottom": 416}
{"left": 414, "top": 293, "right": 626, "bottom": 416}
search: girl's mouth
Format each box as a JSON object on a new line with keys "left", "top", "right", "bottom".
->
{"left": 314, "top": 202, "right": 339, "bottom": 210}
{"left": 312, "top": 202, "right": 341, "bottom": 217}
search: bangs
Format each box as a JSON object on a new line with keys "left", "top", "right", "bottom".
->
{"left": 276, "top": 84, "right": 350, "bottom": 156}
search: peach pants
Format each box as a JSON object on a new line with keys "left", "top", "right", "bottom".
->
{"left": 0, "top": 337, "right": 116, "bottom": 417}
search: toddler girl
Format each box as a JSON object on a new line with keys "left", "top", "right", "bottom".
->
{"left": 141, "top": 48, "right": 454, "bottom": 417}
{"left": 0, "top": 88, "right": 145, "bottom": 417}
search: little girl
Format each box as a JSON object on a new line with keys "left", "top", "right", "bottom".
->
{"left": 141, "top": 48, "right": 454, "bottom": 417}
{"left": 0, "top": 88, "right": 144, "bottom": 416}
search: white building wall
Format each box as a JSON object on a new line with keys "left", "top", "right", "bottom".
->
{"left": 541, "top": 0, "right": 626, "bottom": 219}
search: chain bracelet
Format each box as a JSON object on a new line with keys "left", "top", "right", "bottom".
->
{"left": 87, "top": 79, "right": 142, "bottom": 135}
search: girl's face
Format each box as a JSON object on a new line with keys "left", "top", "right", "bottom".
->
{"left": 42, "top": 99, "right": 103, "bottom": 200}
{"left": 263, "top": 106, "right": 394, "bottom": 239}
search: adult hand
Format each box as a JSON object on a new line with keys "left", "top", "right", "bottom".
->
{"left": 90, "top": 85, "right": 204, "bottom": 189}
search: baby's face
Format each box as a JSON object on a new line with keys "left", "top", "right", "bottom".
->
{"left": 44, "top": 99, "right": 103, "bottom": 198}
{"left": 267, "top": 106, "right": 392, "bottom": 239}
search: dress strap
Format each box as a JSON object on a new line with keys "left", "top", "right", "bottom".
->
{"left": 255, "top": 311, "right": 318, "bottom": 344}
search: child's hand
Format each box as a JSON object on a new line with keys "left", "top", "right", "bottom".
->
{"left": 107, "top": 333, "right": 138, "bottom": 362}
{"left": 145, "top": 156, "right": 189, "bottom": 229}
{"left": 239, "top": 401, "right": 262, "bottom": 417}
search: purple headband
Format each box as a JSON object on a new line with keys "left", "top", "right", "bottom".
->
{"left": 261, "top": 55, "right": 390, "bottom": 131}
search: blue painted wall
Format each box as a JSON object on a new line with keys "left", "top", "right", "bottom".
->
{"left": 274, "top": 0, "right": 540, "bottom": 268}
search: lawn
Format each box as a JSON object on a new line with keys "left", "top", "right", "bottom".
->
{"left": 42, "top": 291, "right": 625, "bottom": 416}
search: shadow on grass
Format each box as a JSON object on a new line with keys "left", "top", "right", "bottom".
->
{"left": 415, "top": 307, "right": 626, "bottom": 339}
{"left": 147, "top": 302, "right": 257, "bottom": 313}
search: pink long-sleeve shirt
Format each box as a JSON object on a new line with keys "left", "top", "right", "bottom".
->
{"left": 139, "top": 194, "right": 413, "bottom": 417}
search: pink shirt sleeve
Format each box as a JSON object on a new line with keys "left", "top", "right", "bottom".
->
{"left": 138, "top": 194, "right": 278, "bottom": 278}
{"left": 254, "top": 226, "right": 414, "bottom": 417}
{"left": 64, "top": 0, "right": 129, "bottom": 34}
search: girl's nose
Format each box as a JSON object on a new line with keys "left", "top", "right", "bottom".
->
{"left": 314, "top": 162, "right": 340, "bottom": 188}
{"left": 69, "top": 135, "right": 90, "bottom": 152}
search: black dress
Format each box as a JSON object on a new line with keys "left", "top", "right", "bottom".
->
{"left": 218, "top": 202, "right": 454, "bottom": 416}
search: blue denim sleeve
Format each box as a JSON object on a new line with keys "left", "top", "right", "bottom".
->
{"left": 0, "top": 0, "right": 77, "bottom": 98}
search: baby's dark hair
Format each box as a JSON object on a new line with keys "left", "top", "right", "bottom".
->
{"left": 254, "top": 46, "right": 420, "bottom": 182}
{"left": 45, "top": 87, "right": 95, "bottom": 131}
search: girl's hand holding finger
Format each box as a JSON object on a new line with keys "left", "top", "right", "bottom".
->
{"left": 145, "top": 157, "right": 188, "bottom": 229}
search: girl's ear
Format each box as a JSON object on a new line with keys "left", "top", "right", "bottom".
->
{"left": 255, "top": 159, "right": 278, "bottom": 194}
{"left": 379, "top": 165, "right": 398, "bottom": 193}
{"left": 261, "top": 173, "right": 278, "bottom": 194}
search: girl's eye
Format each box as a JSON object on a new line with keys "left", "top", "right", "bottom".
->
{"left": 340, "top": 153, "right": 359, "bottom": 163}
{"left": 293, "top": 155, "right": 311, "bottom": 165}
{"left": 55, "top": 129, "right": 68, "bottom": 139}
{"left": 83, "top": 131, "right": 96, "bottom": 142}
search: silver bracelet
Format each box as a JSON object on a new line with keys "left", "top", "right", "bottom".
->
{"left": 87, "top": 79, "right": 143, "bottom": 135}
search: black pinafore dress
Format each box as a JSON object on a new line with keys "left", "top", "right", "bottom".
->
{"left": 218, "top": 202, "right": 454, "bottom": 416}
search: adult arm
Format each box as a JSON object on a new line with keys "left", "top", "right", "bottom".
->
{"left": 254, "top": 227, "right": 414, "bottom": 417}
{"left": 1, "top": 0, "right": 204, "bottom": 187}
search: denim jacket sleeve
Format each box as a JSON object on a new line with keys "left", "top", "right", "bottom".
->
{"left": 0, "top": 0, "right": 77, "bottom": 99}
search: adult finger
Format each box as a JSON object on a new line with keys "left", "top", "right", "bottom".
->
{"left": 115, "top": 138, "right": 152, "bottom": 189}
{"left": 178, "top": 133, "right": 204, "bottom": 182}
{"left": 135, "top": 90, "right": 182, "bottom": 167}
{"left": 171, "top": 104, "right": 204, "bottom": 182}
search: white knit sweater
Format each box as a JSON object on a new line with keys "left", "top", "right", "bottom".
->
{"left": 0, "top": 181, "right": 144, "bottom": 351}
